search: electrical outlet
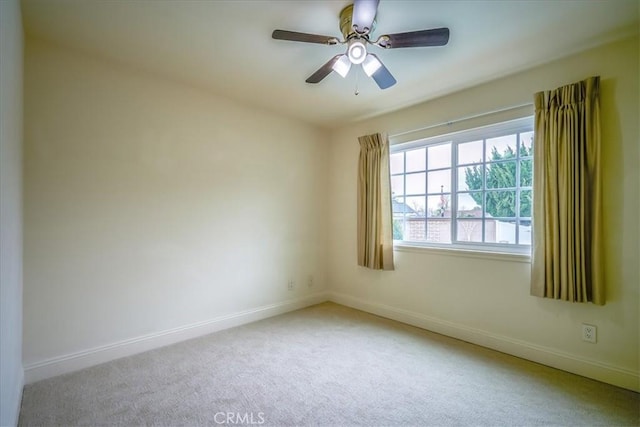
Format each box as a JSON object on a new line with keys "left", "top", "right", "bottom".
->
{"left": 307, "top": 275, "right": 314, "bottom": 288}
{"left": 287, "top": 280, "right": 295, "bottom": 291}
{"left": 582, "top": 324, "right": 597, "bottom": 343}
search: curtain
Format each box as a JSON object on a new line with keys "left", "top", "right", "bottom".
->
{"left": 357, "top": 133, "right": 395, "bottom": 270}
{"left": 531, "top": 76, "right": 604, "bottom": 304}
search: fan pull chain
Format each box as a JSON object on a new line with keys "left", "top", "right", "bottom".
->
{"left": 354, "top": 66, "right": 360, "bottom": 96}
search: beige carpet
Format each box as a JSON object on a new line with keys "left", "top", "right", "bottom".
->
{"left": 19, "top": 302, "right": 639, "bottom": 426}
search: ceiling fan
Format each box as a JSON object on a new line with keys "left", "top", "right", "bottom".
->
{"left": 272, "top": 0, "right": 450, "bottom": 90}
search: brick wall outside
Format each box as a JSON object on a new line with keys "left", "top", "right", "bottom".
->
{"left": 405, "top": 218, "right": 497, "bottom": 243}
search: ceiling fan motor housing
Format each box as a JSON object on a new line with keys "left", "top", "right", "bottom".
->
{"left": 339, "top": 4, "right": 376, "bottom": 39}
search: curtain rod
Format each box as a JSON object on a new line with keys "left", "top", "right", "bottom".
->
{"left": 389, "top": 102, "right": 534, "bottom": 138}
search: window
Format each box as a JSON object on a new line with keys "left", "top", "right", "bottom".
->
{"left": 390, "top": 117, "right": 533, "bottom": 254}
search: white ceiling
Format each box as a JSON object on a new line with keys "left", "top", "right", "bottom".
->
{"left": 21, "top": 0, "right": 639, "bottom": 129}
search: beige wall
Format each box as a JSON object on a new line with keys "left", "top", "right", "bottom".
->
{"left": 23, "top": 39, "right": 328, "bottom": 370}
{"left": 327, "top": 36, "right": 639, "bottom": 390}
{"left": 0, "top": 0, "right": 24, "bottom": 424}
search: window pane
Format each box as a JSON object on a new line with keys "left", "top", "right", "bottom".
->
{"left": 426, "top": 219, "right": 451, "bottom": 243}
{"left": 458, "top": 140, "right": 483, "bottom": 165}
{"left": 405, "top": 173, "right": 425, "bottom": 195}
{"left": 458, "top": 165, "right": 483, "bottom": 191}
{"left": 457, "top": 192, "right": 482, "bottom": 217}
{"left": 391, "top": 175, "right": 404, "bottom": 196}
{"left": 392, "top": 216, "right": 405, "bottom": 240}
{"left": 520, "top": 159, "right": 532, "bottom": 186}
{"left": 406, "top": 148, "right": 426, "bottom": 172}
{"left": 390, "top": 152, "right": 404, "bottom": 174}
{"left": 489, "top": 219, "right": 516, "bottom": 244}
{"left": 520, "top": 131, "right": 534, "bottom": 156}
{"left": 427, "top": 194, "right": 451, "bottom": 218}
{"left": 457, "top": 219, "right": 482, "bottom": 242}
{"left": 518, "top": 220, "right": 532, "bottom": 245}
{"left": 428, "top": 143, "right": 451, "bottom": 170}
{"left": 485, "top": 190, "right": 516, "bottom": 218}
{"left": 520, "top": 189, "right": 532, "bottom": 217}
{"left": 391, "top": 117, "right": 533, "bottom": 251}
{"left": 427, "top": 169, "right": 451, "bottom": 193}
{"left": 404, "top": 217, "right": 426, "bottom": 241}
{"left": 405, "top": 196, "right": 426, "bottom": 217}
{"left": 486, "top": 161, "right": 516, "bottom": 189}
{"left": 486, "top": 134, "right": 517, "bottom": 160}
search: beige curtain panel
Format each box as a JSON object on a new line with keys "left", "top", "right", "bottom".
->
{"left": 357, "top": 133, "right": 395, "bottom": 271}
{"left": 531, "top": 76, "right": 604, "bottom": 304}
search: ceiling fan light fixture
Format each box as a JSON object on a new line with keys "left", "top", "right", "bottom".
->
{"left": 362, "top": 54, "right": 382, "bottom": 76}
{"left": 332, "top": 55, "right": 352, "bottom": 78}
{"left": 347, "top": 39, "right": 367, "bottom": 64}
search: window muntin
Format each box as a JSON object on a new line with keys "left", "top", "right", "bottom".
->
{"left": 390, "top": 117, "right": 533, "bottom": 253}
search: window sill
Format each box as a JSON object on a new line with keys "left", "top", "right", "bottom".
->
{"left": 393, "top": 243, "right": 531, "bottom": 263}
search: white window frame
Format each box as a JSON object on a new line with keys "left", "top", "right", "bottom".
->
{"left": 390, "top": 116, "right": 534, "bottom": 255}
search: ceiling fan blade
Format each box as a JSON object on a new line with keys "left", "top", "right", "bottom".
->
{"left": 352, "top": 0, "right": 379, "bottom": 34}
{"left": 306, "top": 55, "right": 343, "bottom": 84}
{"left": 378, "top": 28, "right": 450, "bottom": 49}
{"left": 367, "top": 54, "right": 396, "bottom": 89}
{"left": 272, "top": 29, "right": 338, "bottom": 45}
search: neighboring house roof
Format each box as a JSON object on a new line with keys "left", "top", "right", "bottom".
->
{"left": 392, "top": 200, "right": 417, "bottom": 215}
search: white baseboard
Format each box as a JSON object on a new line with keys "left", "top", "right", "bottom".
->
{"left": 328, "top": 291, "right": 639, "bottom": 392}
{"left": 24, "top": 292, "right": 329, "bottom": 384}
{"left": 23, "top": 291, "right": 639, "bottom": 392}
